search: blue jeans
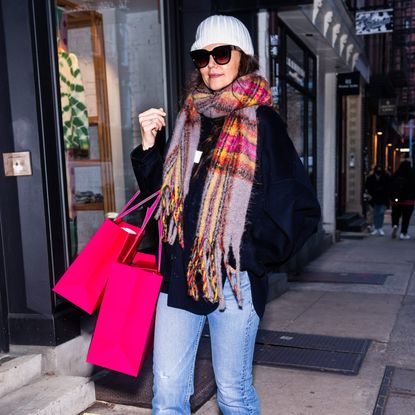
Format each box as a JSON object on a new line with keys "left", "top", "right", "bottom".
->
{"left": 373, "top": 204, "right": 386, "bottom": 229}
{"left": 152, "top": 271, "right": 260, "bottom": 415}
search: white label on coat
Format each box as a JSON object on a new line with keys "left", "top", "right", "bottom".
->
{"left": 194, "top": 150, "right": 203, "bottom": 163}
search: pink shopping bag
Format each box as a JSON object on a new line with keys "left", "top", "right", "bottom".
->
{"left": 53, "top": 191, "right": 158, "bottom": 314}
{"left": 87, "top": 197, "right": 163, "bottom": 376}
{"left": 132, "top": 252, "right": 157, "bottom": 270}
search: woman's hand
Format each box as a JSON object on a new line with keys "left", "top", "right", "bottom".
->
{"left": 138, "top": 107, "right": 166, "bottom": 150}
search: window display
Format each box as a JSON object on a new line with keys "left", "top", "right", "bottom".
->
{"left": 286, "top": 84, "right": 304, "bottom": 161}
{"left": 55, "top": 0, "right": 165, "bottom": 259}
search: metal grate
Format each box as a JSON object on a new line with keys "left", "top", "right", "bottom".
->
{"left": 289, "top": 271, "right": 390, "bottom": 285}
{"left": 201, "top": 329, "right": 371, "bottom": 376}
{"left": 373, "top": 366, "right": 394, "bottom": 415}
{"left": 95, "top": 356, "right": 216, "bottom": 412}
{"left": 254, "top": 330, "right": 370, "bottom": 375}
{"left": 254, "top": 344, "right": 366, "bottom": 375}
{"left": 373, "top": 366, "right": 415, "bottom": 415}
{"left": 255, "top": 329, "right": 371, "bottom": 354}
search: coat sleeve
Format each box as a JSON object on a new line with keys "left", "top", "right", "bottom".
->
{"left": 251, "top": 107, "right": 321, "bottom": 268}
{"left": 130, "top": 140, "right": 163, "bottom": 197}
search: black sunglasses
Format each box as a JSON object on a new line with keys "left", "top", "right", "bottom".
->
{"left": 190, "top": 45, "right": 240, "bottom": 69}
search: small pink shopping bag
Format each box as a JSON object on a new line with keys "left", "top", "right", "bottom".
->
{"left": 52, "top": 191, "right": 157, "bottom": 314}
{"left": 86, "top": 196, "right": 163, "bottom": 376}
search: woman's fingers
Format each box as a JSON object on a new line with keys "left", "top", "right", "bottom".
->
{"left": 141, "top": 118, "right": 163, "bottom": 133}
{"left": 138, "top": 108, "right": 166, "bottom": 148}
{"left": 138, "top": 108, "right": 166, "bottom": 125}
{"left": 139, "top": 107, "right": 166, "bottom": 118}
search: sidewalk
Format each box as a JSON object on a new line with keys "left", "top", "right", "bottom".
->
{"left": 253, "top": 223, "right": 415, "bottom": 415}
{"left": 85, "top": 223, "right": 415, "bottom": 415}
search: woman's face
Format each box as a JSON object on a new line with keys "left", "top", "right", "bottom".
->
{"left": 199, "top": 43, "right": 241, "bottom": 91}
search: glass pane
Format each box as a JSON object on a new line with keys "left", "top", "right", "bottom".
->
{"left": 56, "top": 1, "right": 165, "bottom": 260}
{"left": 286, "top": 36, "right": 305, "bottom": 87}
{"left": 308, "top": 56, "right": 315, "bottom": 92}
{"left": 286, "top": 84, "right": 304, "bottom": 163}
{"left": 308, "top": 100, "right": 315, "bottom": 180}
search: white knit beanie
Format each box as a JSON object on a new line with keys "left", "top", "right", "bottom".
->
{"left": 190, "top": 15, "right": 254, "bottom": 56}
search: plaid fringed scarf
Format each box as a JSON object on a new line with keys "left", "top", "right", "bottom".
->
{"left": 158, "top": 73, "right": 272, "bottom": 308}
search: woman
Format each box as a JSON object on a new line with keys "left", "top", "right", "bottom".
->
{"left": 132, "top": 15, "right": 320, "bottom": 414}
{"left": 390, "top": 160, "right": 415, "bottom": 239}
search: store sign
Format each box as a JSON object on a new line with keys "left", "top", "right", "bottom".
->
{"left": 286, "top": 57, "right": 305, "bottom": 87}
{"left": 356, "top": 9, "right": 393, "bottom": 35}
{"left": 337, "top": 72, "right": 360, "bottom": 95}
{"left": 378, "top": 99, "right": 397, "bottom": 116}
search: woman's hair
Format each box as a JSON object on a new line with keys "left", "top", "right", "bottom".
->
{"left": 185, "top": 51, "right": 260, "bottom": 98}
{"left": 236, "top": 52, "right": 260, "bottom": 77}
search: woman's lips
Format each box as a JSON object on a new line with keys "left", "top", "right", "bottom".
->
{"left": 209, "top": 73, "right": 222, "bottom": 78}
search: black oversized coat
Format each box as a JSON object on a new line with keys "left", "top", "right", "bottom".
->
{"left": 131, "top": 106, "right": 321, "bottom": 318}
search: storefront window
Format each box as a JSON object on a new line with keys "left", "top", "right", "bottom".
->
{"left": 286, "top": 36, "right": 305, "bottom": 87}
{"left": 269, "top": 19, "right": 317, "bottom": 186}
{"left": 308, "top": 56, "right": 315, "bottom": 93}
{"left": 286, "top": 84, "right": 305, "bottom": 162}
{"left": 55, "top": 0, "right": 165, "bottom": 259}
{"left": 307, "top": 99, "right": 315, "bottom": 181}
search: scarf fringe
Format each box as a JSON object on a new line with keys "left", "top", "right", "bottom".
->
{"left": 157, "top": 185, "right": 185, "bottom": 247}
{"left": 186, "top": 238, "right": 244, "bottom": 310}
{"left": 187, "top": 238, "right": 220, "bottom": 303}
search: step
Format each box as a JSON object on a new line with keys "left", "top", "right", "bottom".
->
{"left": 0, "top": 354, "right": 42, "bottom": 399}
{"left": 336, "top": 212, "right": 363, "bottom": 231}
{"left": 10, "top": 334, "right": 94, "bottom": 377}
{"left": 81, "top": 401, "right": 151, "bottom": 414}
{"left": 0, "top": 375, "right": 95, "bottom": 415}
{"left": 340, "top": 231, "right": 369, "bottom": 240}
{"left": 337, "top": 215, "right": 367, "bottom": 232}
{"left": 347, "top": 217, "right": 368, "bottom": 232}
{"left": 337, "top": 212, "right": 360, "bottom": 223}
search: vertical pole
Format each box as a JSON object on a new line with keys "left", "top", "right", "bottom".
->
{"left": 409, "top": 118, "right": 413, "bottom": 161}
{"left": 371, "top": 115, "right": 377, "bottom": 167}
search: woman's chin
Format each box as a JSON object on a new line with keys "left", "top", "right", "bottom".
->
{"left": 203, "top": 75, "right": 236, "bottom": 91}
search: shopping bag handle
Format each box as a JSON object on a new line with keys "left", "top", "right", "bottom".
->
{"left": 157, "top": 219, "right": 162, "bottom": 273}
{"left": 139, "top": 194, "right": 161, "bottom": 231}
{"left": 139, "top": 196, "right": 163, "bottom": 273}
{"left": 116, "top": 190, "right": 163, "bottom": 273}
{"left": 118, "top": 189, "right": 141, "bottom": 216}
{"left": 115, "top": 190, "right": 160, "bottom": 223}
{"left": 144, "top": 197, "right": 163, "bottom": 273}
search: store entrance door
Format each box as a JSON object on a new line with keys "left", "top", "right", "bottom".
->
{"left": 0, "top": 224, "right": 9, "bottom": 353}
{"left": 0, "top": 294, "right": 9, "bottom": 353}
{"left": 0, "top": 0, "right": 9, "bottom": 354}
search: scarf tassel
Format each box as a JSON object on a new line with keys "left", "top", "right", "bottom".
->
{"left": 187, "top": 239, "right": 220, "bottom": 304}
{"left": 157, "top": 185, "right": 185, "bottom": 247}
{"left": 186, "top": 239, "right": 244, "bottom": 309}
{"left": 225, "top": 263, "right": 243, "bottom": 308}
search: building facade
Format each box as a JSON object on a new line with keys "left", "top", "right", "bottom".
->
{"left": 363, "top": 0, "right": 415, "bottom": 172}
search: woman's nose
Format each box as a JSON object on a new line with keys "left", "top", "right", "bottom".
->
{"left": 207, "top": 55, "right": 217, "bottom": 68}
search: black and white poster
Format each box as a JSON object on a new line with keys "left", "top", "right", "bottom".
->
{"left": 356, "top": 9, "right": 393, "bottom": 35}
